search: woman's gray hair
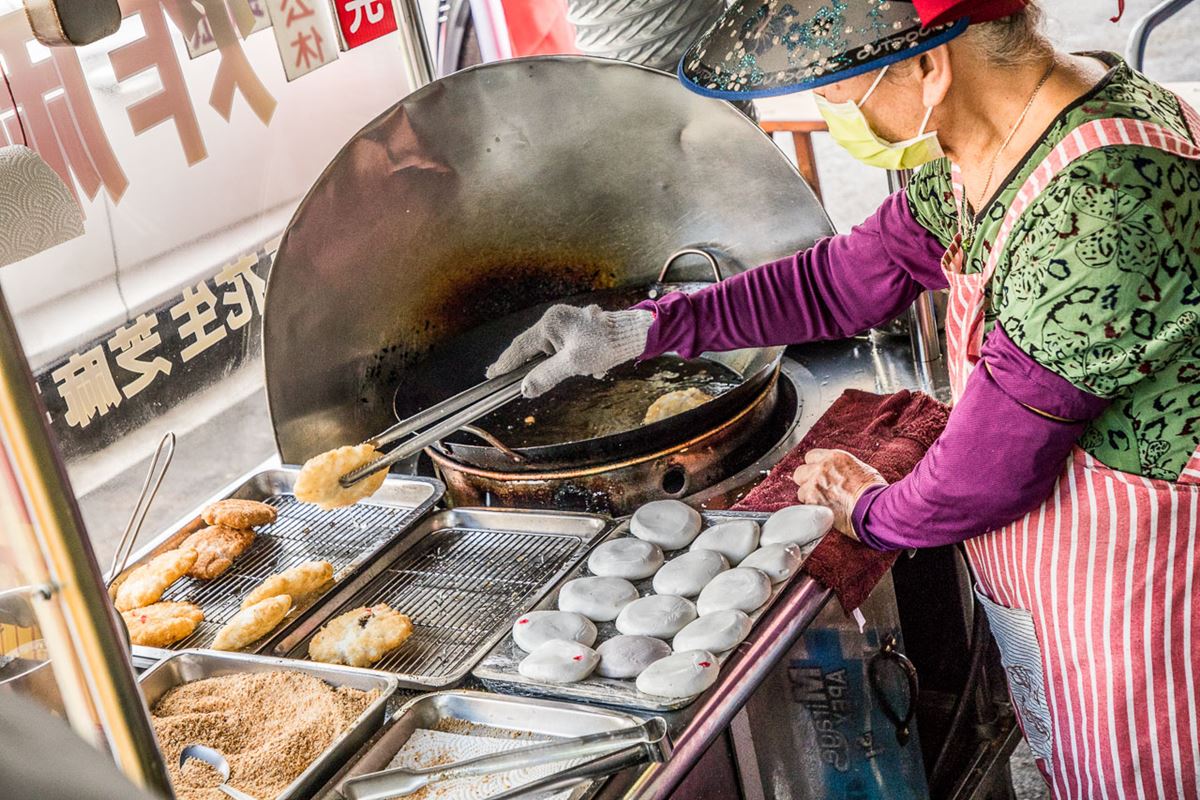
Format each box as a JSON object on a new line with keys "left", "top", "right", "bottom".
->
{"left": 964, "top": 4, "right": 1052, "bottom": 68}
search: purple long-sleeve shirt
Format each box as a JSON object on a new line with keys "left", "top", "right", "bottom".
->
{"left": 636, "top": 191, "right": 1109, "bottom": 551}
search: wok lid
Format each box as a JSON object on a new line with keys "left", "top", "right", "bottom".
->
{"left": 263, "top": 56, "right": 833, "bottom": 463}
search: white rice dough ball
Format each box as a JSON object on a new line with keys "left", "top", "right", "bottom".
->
{"left": 761, "top": 505, "right": 834, "bottom": 547}
{"left": 595, "top": 635, "right": 672, "bottom": 679}
{"left": 630, "top": 500, "right": 703, "bottom": 549}
{"left": 587, "top": 538, "right": 664, "bottom": 580}
{"left": 696, "top": 568, "right": 772, "bottom": 616}
{"left": 614, "top": 594, "right": 697, "bottom": 639}
{"left": 689, "top": 519, "right": 759, "bottom": 565}
{"left": 518, "top": 639, "right": 599, "bottom": 683}
{"left": 512, "top": 610, "right": 597, "bottom": 653}
{"left": 558, "top": 576, "right": 638, "bottom": 622}
{"left": 635, "top": 650, "right": 719, "bottom": 698}
{"left": 672, "top": 609, "right": 753, "bottom": 654}
{"left": 739, "top": 543, "right": 804, "bottom": 584}
{"left": 652, "top": 550, "right": 729, "bottom": 597}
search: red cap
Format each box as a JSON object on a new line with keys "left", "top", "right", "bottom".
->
{"left": 911, "top": 0, "right": 1030, "bottom": 27}
{"left": 913, "top": 0, "right": 1125, "bottom": 26}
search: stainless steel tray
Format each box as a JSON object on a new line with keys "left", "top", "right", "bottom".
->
{"left": 474, "top": 511, "right": 809, "bottom": 712}
{"left": 111, "top": 468, "right": 443, "bottom": 664}
{"left": 270, "top": 508, "right": 612, "bottom": 689}
{"left": 139, "top": 649, "right": 398, "bottom": 800}
{"left": 318, "top": 690, "right": 657, "bottom": 800}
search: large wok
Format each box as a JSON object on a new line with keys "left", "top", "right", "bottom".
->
{"left": 394, "top": 250, "right": 783, "bottom": 472}
{"left": 263, "top": 57, "right": 833, "bottom": 465}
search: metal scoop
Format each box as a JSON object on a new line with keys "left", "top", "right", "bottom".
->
{"left": 342, "top": 717, "right": 667, "bottom": 800}
{"left": 179, "top": 744, "right": 259, "bottom": 800}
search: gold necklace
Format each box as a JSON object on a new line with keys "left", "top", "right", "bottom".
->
{"left": 968, "top": 60, "right": 1056, "bottom": 218}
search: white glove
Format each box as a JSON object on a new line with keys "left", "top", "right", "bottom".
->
{"left": 486, "top": 304, "right": 655, "bottom": 398}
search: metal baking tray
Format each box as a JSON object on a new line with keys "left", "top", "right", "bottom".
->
{"left": 139, "top": 649, "right": 398, "bottom": 800}
{"left": 474, "top": 511, "right": 808, "bottom": 712}
{"left": 111, "top": 468, "right": 443, "bottom": 664}
{"left": 270, "top": 508, "right": 613, "bottom": 689}
{"left": 318, "top": 690, "right": 659, "bottom": 800}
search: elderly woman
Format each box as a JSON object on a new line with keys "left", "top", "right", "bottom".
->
{"left": 489, "top": 0, "right": 1199, "bottom": 794}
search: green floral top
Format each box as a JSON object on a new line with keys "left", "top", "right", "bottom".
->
{"left": 907, "top": 54, "right": 1200, "bottom": 481}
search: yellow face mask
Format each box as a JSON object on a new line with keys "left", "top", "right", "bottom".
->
{"left": 814, "top": 65, "right": 944, "bottom": 171}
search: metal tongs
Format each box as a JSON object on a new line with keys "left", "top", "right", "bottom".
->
{"left": 338, "top": 356, "right": 546, "bottom": 488}
{"left": 108, "top": 431, "right": 176, "bottom": 579}
{"left": 341, "top": 717, "right": 666, "bottom": 800}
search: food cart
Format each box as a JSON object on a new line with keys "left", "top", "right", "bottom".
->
{"left": 0, "top": 2, "right": 1047, "bottom": 799}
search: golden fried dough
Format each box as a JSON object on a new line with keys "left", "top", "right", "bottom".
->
{"left": 181, "top": 525, "right": 256, "bottom": 580}
{"left": 308, "top": 604, "right": 413, "bottom": 668}
{"left": 202, "top": 498, "right": 277, "bottom": 529}
{"left": 115, "top": 549, "right": 197, "bottom": 611}
{"left": 643, "top": 388, "right": 712, "bottom": 424}
{"left": 212, "top": 595, "right": 292, "bottom": 651}
{"left": 242, "top": 561, "right": 334, "bottom": 609}
{"left": 121, "top": 602, "right": 203, "bottom": 648}
{"left": 293, "top": 444, "right": 387, "bottom": 509}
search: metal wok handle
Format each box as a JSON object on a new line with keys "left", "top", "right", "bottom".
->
{"left": 868, "top": 632, "right": 919, "bottom": 746}
{"left": 648, "top": 247, "right": 725, "bottom": 299}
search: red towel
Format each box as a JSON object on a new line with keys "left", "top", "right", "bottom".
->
{"left": 734, "top": 389, "right": 949, "bottom": 612}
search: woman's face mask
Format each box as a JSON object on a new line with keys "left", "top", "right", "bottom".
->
{"left": 814, "top": 65, "right": 944, "bottom": 170}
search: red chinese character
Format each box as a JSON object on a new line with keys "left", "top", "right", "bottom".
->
{"left": 0, "top": 12, "right": 128, "bottom": 203}
{"left": 291, "top": 26, "right": 326, "bottom": 71}
{"left": 110, "top": 0, "right": 208, "bottom": 165}
{"left": 281, "top": 0, "right": 314, "bottom": 25}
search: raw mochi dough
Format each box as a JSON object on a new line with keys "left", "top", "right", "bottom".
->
{"left": 635, "top": 650, "right": 719, "bottom": 698}
{"left": 672, "top": 609, "right": 753, "bottom": 654}
{"left": 595, "top": 635, "right": 672, "bottom": 679}
{"left": 587, "top": 538, "right": 664, "bottom": 580}
{"left": 615, "top": 594, "right": 698, "bottom": 639}
{"left": 696, "top": 568, "right": 772, "bottom": 616}
{"left": 558, "top": 576, "right": 639, "bottom": 622}
{"left": 652, "top": 550, "right": 729, "bottom": 597}
{"left": 689, "top": 520, "right": 759, "bottom": 565}
{"left": 512, "top": 610, "right": 597, "bottom": 653}
{"left": 761, "top": 505, "right": 834, "bottom": 547}
{"left": 518, "top": 639, "right": 599, "bottom": 683}
{"left": 630, "top": 500, "right": 703, "bottom": 549}
{"left": 739, "top": 543, "right": 804, "bottom": 584}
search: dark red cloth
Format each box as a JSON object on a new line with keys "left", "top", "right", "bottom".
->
{"left": 733, "top": 389, "right": 949, "bottom": 612}
{"left": 911, "top": 0, "right": 1029, "bottom": 27}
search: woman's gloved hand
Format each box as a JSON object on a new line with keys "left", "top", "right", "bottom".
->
{"left": 486, "top": 305, "right": 655, "bottom": 398}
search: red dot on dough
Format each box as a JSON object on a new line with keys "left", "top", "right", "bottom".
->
{"left": 573, "top": 655, "right": 583, "bottom": 661}
{"left": 518, "top": 619, "right": 529, "bottom": 624}
{"left": 699, "top": 662, "right": 712, "bottom": 668}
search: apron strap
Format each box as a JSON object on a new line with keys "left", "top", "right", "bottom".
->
{"left": 1179, "top": 448, "right": 1200, "bottom": 486}
{"left": 979, "top": 105, "right": 1200, "bottom": 284}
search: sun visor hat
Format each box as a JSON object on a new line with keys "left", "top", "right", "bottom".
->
{"left": 679, "top": 0, "right": 971, "bottom": 100}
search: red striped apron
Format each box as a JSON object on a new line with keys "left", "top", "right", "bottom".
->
{"left": 942, "top": 98, "right": 1200, "bottom": 798}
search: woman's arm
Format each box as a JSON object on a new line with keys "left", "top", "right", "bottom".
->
{"left": 851, "top": 326, "right": 1110, "bottom": 550}
{"left": 636, "top": 190, "right": 949, "bottom": 360}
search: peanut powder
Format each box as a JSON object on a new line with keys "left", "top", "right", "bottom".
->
{"left": 150, "top": 670, "right": 378, "bottom": 800}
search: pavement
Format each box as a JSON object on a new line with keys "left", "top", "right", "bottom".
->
{"left": 62, "top": 2, "right": 1196, "bottom": 797}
